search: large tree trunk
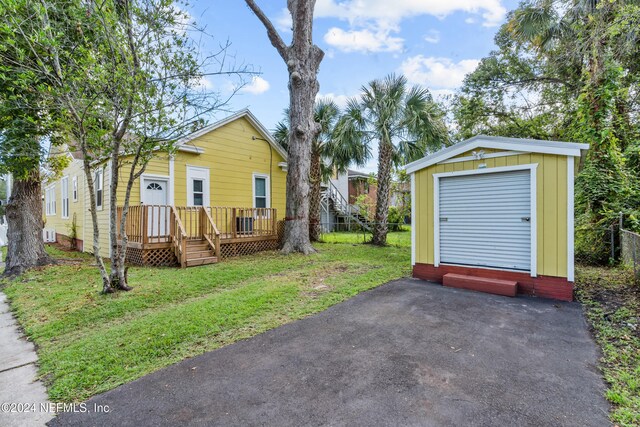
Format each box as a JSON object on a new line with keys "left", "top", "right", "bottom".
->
{"left": 308, "top": 145, "right": 322, "bottom": 242}
{"left": 3, "top": 174, "right": 53, "bottom": 277}
{"left": 372, "top": 139, "right": 393, "bottom": 246}
{"left": 245, "top": 0, "right": 323, "bottom": 255}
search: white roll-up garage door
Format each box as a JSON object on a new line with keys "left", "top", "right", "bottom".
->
{"left": 439, "top": 169, "right": 531, "bottom": 271}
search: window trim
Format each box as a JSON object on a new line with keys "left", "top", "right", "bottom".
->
{"left": 72, "top": 176, "right": 78, "bottom": 203}
{"left": 60, "top": 175, "right": 69, "bottom": 219}
{"left": 186, "top": 166, "right": 210, "bottom": 207}
{"left": 95, "top": 168, "right": 104, "bottom": 211}
{"left": 252, "top": 173, "right": 270, "bottom": 209}
{"left": 45, "top": 184, "right": 56, "bottom": 216}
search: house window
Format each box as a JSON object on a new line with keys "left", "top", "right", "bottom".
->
{"left": 186, "top": 166, "right": 209, "bottom": 207}
{"left": 192, "top": 179, "right": 204, "bottom": 206}
{"left": 253, "top": 174, "right": 269, "bottom": 208}
{"left": 95, "top": 169, "right": 103, "bottom": 210}
{"left": 45, "top": 185, "right": 56, "bottom": 216}
{"left": 72, "top": 176, "right": 78, "bottom": 202}
{"left": 61, "top": 176, "right": 69, "bottom": 219}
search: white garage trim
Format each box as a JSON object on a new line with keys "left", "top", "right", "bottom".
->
{"left": 405, "top": 135, "right": 588, "bottom": 174}
{"left": 411, "top": 173, "right": 416, "bottom": 266}
{"left": 433, "top": 164, "right": 538, "bottom": 277}
{"left": 439, "top": 150, "right": 526, "bottom": 164}
{"left": 567, "top": 156, "right": 575, "bottom": 282}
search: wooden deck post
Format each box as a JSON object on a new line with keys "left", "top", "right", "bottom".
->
{"left": 272, "top": 209, "right": 277, "bottom": 237}
{"left": 142, "top": 206, "right": 148, "bottom": 245}
{"left": 232, "top": 207, "right": 237, "bottom": 239}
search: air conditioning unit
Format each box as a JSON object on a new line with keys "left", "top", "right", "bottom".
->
{"left": 43, "top": 228, "right": 57, "bottom": 243}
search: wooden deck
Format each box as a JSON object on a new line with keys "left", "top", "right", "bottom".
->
{"left": 117, "top": 205, "right": 280, "bottom": 267}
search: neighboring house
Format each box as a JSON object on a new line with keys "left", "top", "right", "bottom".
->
{"left": 406, "top": 135, "right": 589, "bottom": 301}
{"left": 43, "top": 109, "right": 289, "bottom": 267}
{"left": 348, "top": 169, "right": 377, "bottom": 207}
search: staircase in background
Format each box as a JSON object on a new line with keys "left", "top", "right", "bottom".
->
{"left": 321, "top": 181, "right": 371, "bottom": 232}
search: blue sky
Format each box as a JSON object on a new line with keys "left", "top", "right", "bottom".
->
{"left": 189, "top": 0, "right": 519, "bottom": 170}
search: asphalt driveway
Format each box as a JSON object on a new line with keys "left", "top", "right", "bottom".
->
{"left": 50, "top": 278, "right": 609, "bottom": 426}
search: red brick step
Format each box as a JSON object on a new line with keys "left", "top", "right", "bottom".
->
{"left": 443, "top": 273, "right": 517, "bottom": 297}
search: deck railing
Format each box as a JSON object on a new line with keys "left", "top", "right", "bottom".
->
{"left": 170, "top": 206, "right": 188, "bottom": 267}
{"left": 117, "top": 205, "right": 277, "bottom": 245}
{"left": 209, "top": 207, "right": 277, "bottom": 239}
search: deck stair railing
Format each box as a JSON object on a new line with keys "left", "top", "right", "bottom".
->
{"left": 202, "top": 207, "right": 221, "bottom": 260}
{"left": 321, "top": 181, "right": 371, "bottom": 231}
{"left": 169, "top": 206, "right": 188, "bottom": 267}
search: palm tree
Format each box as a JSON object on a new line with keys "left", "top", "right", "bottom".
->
{"left": 274, "top": 99, "right": 368, "bottom": 241}
{"left": 335, "top": 74, "right": 448, "bottom": 245}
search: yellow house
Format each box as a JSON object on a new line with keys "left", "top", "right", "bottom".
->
{"left": 405, "top": 135, "right": 588, "bottom": 301}
{"left": 44, "top": 109, "right": 288, "bottom": 267}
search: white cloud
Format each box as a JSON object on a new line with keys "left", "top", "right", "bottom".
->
{"left": 315, "top": 0, "right": 507, "bottom": 28}
{"left": 194, "top": 76, "right": 215, "bottom": 90}
{"left": 323, "top": 27, "right": 404, "bottom": 53}
{"left": 316, "top": 92, "right": 354, "bottom": 109}
{"left": 241, "top": 76, "right": 270, "bottom": 95}
{"left": 275, "top": 8, "right": 292, "bottom": 32}
{"left": 424, "top": 29, "right": 440, "bottom": 44}
{"left": 399, "top": 56, "right": 479, "bottom": 90}
{"left": 465, "top": 17, "right": 477, "bottom": 24}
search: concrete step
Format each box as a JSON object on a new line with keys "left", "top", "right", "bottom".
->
{"left": 186, "top": 256, "right": 218, "bottom": 267}
{"left": 443, "top": 273, "right": 517, "bottom": 297}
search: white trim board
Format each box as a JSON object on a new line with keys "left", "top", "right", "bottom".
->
{"left": 168, "top": 156, "right": 175, "bottom": 205}
{"left": 439, "top": 150, "right": 526, "bottom": 164}
{"left": 432, "top": 163, "right": 538, "bottom": 277}
{"left": 567, "top": 156, "right": 575, "bottom": 282}
{"left": 411, "top": 173, "right": 416, "bottom": 266}
{"left": 405, "top": 135, "right": 588, "bottom": 174}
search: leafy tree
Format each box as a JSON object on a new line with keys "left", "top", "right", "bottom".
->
{"left": 454, "top": 0, "right": 640, "bottom": 266}
{"left": 335, "top": 74, "right": 448, "bottom": 245}
{"left": 274, "top": 99, "right": 369, "bottom": 241}
{"left": 2, "top": 0, "right": 247, "bottom": 290}
{"left": 0, "top": 0, "right": 64, "bottom": 276}
{"left": 245, "top": 0, "right": 324, "bottom": 254}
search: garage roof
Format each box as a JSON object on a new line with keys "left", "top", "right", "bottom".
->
{"left": 405, "top": 135, "right": 589, "bottom": 174}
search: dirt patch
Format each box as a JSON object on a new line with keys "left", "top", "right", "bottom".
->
{"left": 300, "top": 264, "right": 373, "bottom": 298}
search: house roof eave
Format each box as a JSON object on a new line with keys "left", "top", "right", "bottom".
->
{"left": 404, "top": 135, "right": 590, "bottom": 174}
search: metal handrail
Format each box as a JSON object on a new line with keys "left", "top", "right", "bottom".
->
{"left": 321, "top": 181, "right": 370, "bottom": 231}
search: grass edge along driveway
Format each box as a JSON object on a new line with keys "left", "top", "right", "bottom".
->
{"left": 2, "top": 239, "right": 410, "bottom": 403}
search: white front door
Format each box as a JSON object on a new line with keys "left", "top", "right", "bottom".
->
{"left": 143, "top": 178, "right": 168, "bottom": 238}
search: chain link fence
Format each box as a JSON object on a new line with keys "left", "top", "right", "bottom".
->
{"left": 318, "top": 222, "right": 409, "bottom": 244}
{"left": 575, "top": 224, "right": 618, "bottom": 266}
{"left": 621, "top": 229, "right": 640, "bottom": 283}
{"left": 573, "top": 213, "right": 639, "bottom": 284}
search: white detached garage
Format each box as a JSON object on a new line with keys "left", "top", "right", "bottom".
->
{"left": 406, "top": 135, "right": 588, "bottom": 301}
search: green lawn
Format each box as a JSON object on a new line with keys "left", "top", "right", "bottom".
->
{"left": 321, "top": 227, "right": 411, "bottom": 247}
{"left": 575, "top": 266, "right": 640, "bottom": 427}
{"left": 2, "top": 239, "right": 410, "bottom": 403}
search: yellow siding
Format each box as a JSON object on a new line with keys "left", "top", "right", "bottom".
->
{"left": 413, "top": 152, "right": 569, "bottom": 278}
{"left": 43, "top": 159, "right": 86, "bottom": 248}
{"left": 46, "top": 115, "right": 288, "bottom": 258}
{"left": 171, "top": 116, "right": 286, "bottom": 212}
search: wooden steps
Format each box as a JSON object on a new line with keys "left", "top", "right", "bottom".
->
{"left": 443, "top": 273, "right": 517, "bottom": 297}
{"left": 184, "top": 239, "right": 218, "bottom": 267}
